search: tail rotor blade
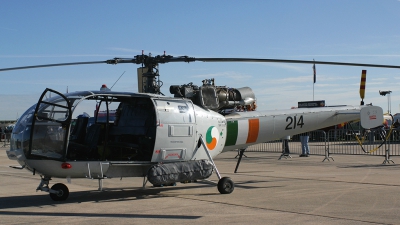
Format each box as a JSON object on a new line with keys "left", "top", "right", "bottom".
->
{"left": 359, "top": 70, "right": 367, "bottom": 105}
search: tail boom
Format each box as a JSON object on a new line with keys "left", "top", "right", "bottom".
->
{"left": 222, "top": 105, "right": 378, "bottom": 151}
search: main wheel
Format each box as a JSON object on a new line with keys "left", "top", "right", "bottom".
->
{"left": 49, "top": 183, "right": 69, "bottom": 201}
{"left": 217, "top": 177, "right": 234, "bottom": 194}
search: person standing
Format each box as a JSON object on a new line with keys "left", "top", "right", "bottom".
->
{"left": 299, "top": 132, "right": 310, "bottom": 157}
{"left": 278, "top": 135, "right": 291, "bottom": 160}
{"left": 282, "top": 135, "right": 290, "bottom": 155}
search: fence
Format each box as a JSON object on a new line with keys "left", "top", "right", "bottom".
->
{"left": 246, "top": 128, "right": 400, "bottom": 157}
{"left": 247, "top": 130, "right": 327, "bottom": 155}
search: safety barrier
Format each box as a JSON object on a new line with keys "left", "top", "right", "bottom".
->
{"left": 246, "top": 128, "right": 400, "bottom": 157}
{"left": 326, "top": 129, "right": 400, "bottom": 156}
{"left": 247, "top": 130, "right": 328, "bottom": 155}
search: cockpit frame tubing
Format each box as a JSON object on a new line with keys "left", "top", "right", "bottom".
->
{"left": 61, "top": 92, "right": 129, "bottom": 159}
{"left": 95, "top": 96, "right": 111, "bottom": 160}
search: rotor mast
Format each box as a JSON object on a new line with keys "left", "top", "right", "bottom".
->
{"left": 106, "top": 52, "right": 195, "bottom": 95}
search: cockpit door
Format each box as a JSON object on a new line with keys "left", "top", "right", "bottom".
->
{"left": 29, "top": 88, "right": 72, "bottom": 160}
{"left": 152, "top": 99, "right": 197, "bottom": 162}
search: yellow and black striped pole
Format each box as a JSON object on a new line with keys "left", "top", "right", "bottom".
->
{"left": 359, "top": 70, "right": 367, "bottom": 105}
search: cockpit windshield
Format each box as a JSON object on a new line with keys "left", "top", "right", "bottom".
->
{"left": 11, "top": 105, "right": 35, "bottom": 158}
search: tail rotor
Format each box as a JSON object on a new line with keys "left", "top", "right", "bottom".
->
{"left": 359, "top": 70, "right": 367, "bottom": 105}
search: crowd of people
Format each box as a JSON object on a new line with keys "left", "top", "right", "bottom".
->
{"left": 0, "top": 125, "right": 14, "bottom": 142}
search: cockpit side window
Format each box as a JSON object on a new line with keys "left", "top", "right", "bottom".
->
{"left": 106, "top": 98, "right": 156, "bottom": 161}
{"left": 65, "top": 96, "right": 157, "bottom": 161}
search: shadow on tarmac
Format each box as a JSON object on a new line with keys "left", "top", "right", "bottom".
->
{"left": 0, "top": 210, "right": 202, "bottom": 219}
{"left": 0, "top": 188, "right": 159, "bottom": 208}
{"left": 0, "top": 179, "right": 276, "bottom": 210}
{"left": 0, "top": 188, "right": 202, "bottom": 219}
{"left": 338, "top": 164, "right": 399, "bottom": 168}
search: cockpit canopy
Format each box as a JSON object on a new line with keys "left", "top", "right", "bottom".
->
{"left": 10, "top": 89, "right": 160, "bottom": 161}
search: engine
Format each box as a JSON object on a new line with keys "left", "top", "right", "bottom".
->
{"left": 170, "top": 78, "right": 256, "bottom": 112}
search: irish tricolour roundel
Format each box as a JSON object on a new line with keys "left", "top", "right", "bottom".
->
{"left": 206, "top": 126, "right": 219, "bottom": 150}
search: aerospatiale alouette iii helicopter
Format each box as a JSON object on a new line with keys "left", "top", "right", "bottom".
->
{"left": 1, "top": 52, "right": 391, "bottom": 201}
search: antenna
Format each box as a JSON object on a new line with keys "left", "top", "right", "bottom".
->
{"left": 110, "top": 71, "right": 126, "bottom": 90}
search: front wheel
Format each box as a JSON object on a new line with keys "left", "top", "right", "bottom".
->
{"left": 217, "top": 177, "right": 234, "bottom": 194}
{"left": 50, "top": 183, "right": 69, "bottom": 201}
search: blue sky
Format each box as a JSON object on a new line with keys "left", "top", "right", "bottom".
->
{"left": 1, "top": 0, "right": 400, "bottom": 120}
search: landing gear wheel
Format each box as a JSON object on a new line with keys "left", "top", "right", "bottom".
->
{"left": 217, "top": 177, "right": 234, "bottom": 194}
{"left": 49, "top": 183, "right": 69, "bottom": 201}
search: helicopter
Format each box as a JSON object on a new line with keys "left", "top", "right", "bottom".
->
{"left": 2, "top": 52, "right": 388, "bottom": 201}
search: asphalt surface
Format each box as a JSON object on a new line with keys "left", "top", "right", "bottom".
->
{"left": 1, "top": 145, "right": 400, "bottom": 224}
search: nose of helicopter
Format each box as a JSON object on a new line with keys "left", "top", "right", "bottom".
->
{"left": 6, "top": 105, "right": 36, "bottom": 162}
{"left": 6, "top": 147, "right": 26, "bottom": 161}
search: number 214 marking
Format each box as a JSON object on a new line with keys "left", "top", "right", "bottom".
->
{"left": 285, "top": 115, "right": 304, "bottom": 130}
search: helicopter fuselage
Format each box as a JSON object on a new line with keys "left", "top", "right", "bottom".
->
{"left": 6, "top": 89, "right": 226, "bottom": 179}
{"left": 6, "top": 88, "right": 371, "bottom": 180}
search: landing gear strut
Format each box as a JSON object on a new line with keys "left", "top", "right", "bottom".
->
{"left": 37, "top": 176, "right": 70, "bottom": 201}
{"left": 200, "top": 135, "right": 235, "bottom": 194}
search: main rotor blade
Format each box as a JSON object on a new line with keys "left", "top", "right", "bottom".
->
{"left": 0, "top": 61, "right": 107, "bottom": 72}
{"left": 194, "top": 58, "right": 400, "bottom": 69}
{"left": 2, "top": 55, "right": 400, "bottom": 72}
